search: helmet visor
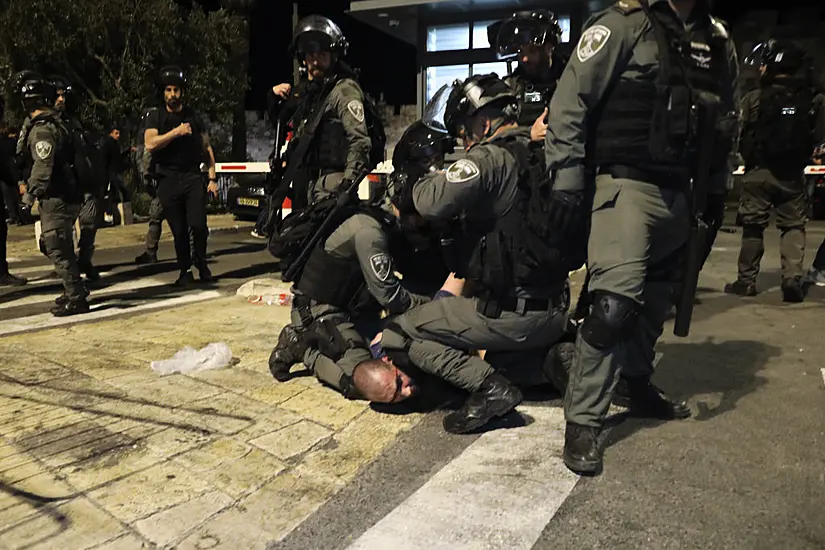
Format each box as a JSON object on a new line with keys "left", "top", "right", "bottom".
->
{"left": 496, "top": 18, "right": 548, "bottom": 58}
{"left": 744, "top": 42, "right": 769, "bottom": 67}
{"left": 422, "top": 83, "right": 457, "bottom": 133}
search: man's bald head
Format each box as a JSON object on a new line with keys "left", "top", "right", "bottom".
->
{"left": 353, "top": 358, "right": 417, "bottom": 404}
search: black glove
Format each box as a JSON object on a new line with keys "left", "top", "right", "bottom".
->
{"left": 547, "top": 190, "right": 584, "bottom": 235}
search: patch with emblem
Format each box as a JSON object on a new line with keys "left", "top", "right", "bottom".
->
{"left": 34, "top": 141, "right": 53, "bottom": 160}
{"left": 369, "top": 253, "right": 392, "bottom": 282}
{"left": 576, "top": 25, "right": 611, "bottom": 63}
{"left": 347, "top": 100, "right": 365, "bottom": 123}
{"left": 445, "top": 159, "right": 480, "bottom": 183}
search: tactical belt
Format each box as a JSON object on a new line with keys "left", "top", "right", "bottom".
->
{"left": 476, "top": 287, "right": 568, "bottom": 318}
{"left": 598, "top": 164, "right": 689, "bottom": 191}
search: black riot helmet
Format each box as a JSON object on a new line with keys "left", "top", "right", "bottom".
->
{"left": 493, "top": 10, "right": 562, "bottom": 60}
{"left": 423, "top": 73, "right": 518, "bottom": 140}
{"left": 159, "top": 65, "right": 186, "bottom": 89}
{"left": 745, "top": 39, "right": 808, "bottom": 77}
{"left": 48, "top": 74, "right": 73, "bottom": 95}
{"left": 392, "top": 120, "right": 455, "bottom": 171}
{"left": 11, "top": 71, "right": 57, "bottom": 111}
{"left": 290, "top": 15, "right": 349, "bottom": 60}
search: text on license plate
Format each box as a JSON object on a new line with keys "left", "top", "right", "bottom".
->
{"left": 237, "top": 198, "right": 259, "bottom": 207}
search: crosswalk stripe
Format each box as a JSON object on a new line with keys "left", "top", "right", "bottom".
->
{"left": 0, "top": 277, "right": 167, "bottom": 310}
{"left": 347, "top": 405, "right": 579, "bottom": 550}
{"left": 821, "top": 368, "right": 825, "bottom": 389}
{"left": 0, "top": 290, "right": 221, "bottom": 336}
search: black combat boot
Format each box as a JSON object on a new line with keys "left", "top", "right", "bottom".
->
{"left": 442, "top": 372, "right": 522, "bottom": 434}
{"left": 0, "top": 272, "right": 27, "bottom": 286}
{"left": 173, "top": 271, "right": 195, "bottom": 287}
{"left": 723, "top": 280, "right": 757, "bottom": 297}
{"left": 781, "top": 277, "right": 805, "bottom": 303}
{"left": 563, "top": 422, "right": 602, "bottom": 475}
{"left": 613, "top": 376, "right": 691, "bottom": 419}
{"left": 50, "top": 297, "right": 90, "bottom": 317}
{"left": 196, "top": 264, "right": 216, "bottom": 283}
{"left": 543, "top": 341, "right": 576, "bottom": 394}
{"left": 268, "top": 325, "right": 307, "bottom": 381}
{"left": 135, "top": 251, "right": 158, "bottom": 265}
{"left": 55, "top": 287, "right": 90, "bottom": 307}
{"left": 79, "top": 261, "right": 101, "bottom": 283}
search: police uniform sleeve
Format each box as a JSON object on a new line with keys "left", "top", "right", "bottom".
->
{"left": 331, "top": 79, "right": 372, "bottom": 181}
{"left": 352, "top": 221, "right": 427, "bottom": 314}
{"left": 545, "top": 6, "right": 642, "bottom": 192}
{"left": 813, "top": 93, "right": 825, "bottom": 151}
{"left": 411, "top": 145, "right": 495, "bottom": 220}
{"left": 27, "top": 125, "right": 57, "bottom": 197}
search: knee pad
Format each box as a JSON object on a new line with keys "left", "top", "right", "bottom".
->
{"left": 580, "top": 291, "right": 639, "bottom": 350}
{"left": 742, "top": 224, "right": 765, "bottom": 239}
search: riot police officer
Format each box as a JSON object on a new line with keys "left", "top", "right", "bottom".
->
{"left": 16, "top": 72, "right": 88, "bottom": 316}
{"left": 381, "top": 74, "right": 570, "bottom": 435}
{"left": 492, "top": 10, "right": 565, "bottom": 143}
{"left": 144, "top": 66, "right": 218, "bottom": 285}
{"left": 725, "top": 40, "right": 825, "bottom": 302}
{"left": 545, "top": 0, "right": 737, "bottom": 475}
{"left": 285, "top": 15, "right": 372, "bottom": 203}
{"left": 266, "top": 196, "right": 430, "bottom": 398}
{"left": 50, "top": 74, "right": 104, "bottom": 282}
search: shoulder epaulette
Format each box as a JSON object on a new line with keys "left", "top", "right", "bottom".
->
{"left": 613, "top": 0, "right": 643, "bottom": 15}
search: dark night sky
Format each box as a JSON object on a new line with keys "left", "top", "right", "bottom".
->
{"left": 246, "top": 0, "right": 825, "bottom": 111}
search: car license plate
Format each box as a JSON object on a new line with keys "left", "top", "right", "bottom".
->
{"left": 237, "top": 197, "right": 259, "bottom": 207}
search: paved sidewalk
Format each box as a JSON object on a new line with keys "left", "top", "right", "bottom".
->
{"left": 6, "top": 214, "right": 254, "bottom": 261}
{"left": 0, "top": 295, "right": 420, "bottom": 549}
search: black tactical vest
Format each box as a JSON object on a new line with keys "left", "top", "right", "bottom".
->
{"left": 458, "top": 136, "right": 569, "bottom": 298}
{"left": 506, "top": 72, "right": 557, "bottom": 127}
{"left": 304, "top": 66, "right": 360, "bottom": 172}
{"left": 592, "top": 4, "right": 726, "bottom": 172}
{"left": 294, "top": 207, "right": 391, "bottom": 313}
{"left": 741, "top": 83, "right": 816, "bottom": 171}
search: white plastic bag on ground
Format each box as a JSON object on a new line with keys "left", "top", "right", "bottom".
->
{"left": 151, "top": 343, "right": 233, "bottom": 375}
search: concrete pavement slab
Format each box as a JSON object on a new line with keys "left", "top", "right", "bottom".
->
{"left": 132, "top": 490, "right": 234, "bottom": 547}
{"left": 249, "top": 420, "right": 334, "bottom": 460}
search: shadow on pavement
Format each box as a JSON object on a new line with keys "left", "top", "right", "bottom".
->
{"left": 604, "top": 338, "right": 781, "bottom": 449}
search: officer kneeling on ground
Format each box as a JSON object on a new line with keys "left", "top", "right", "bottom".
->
{"left": 15, "top": 72, "right": 89, "bottom": 316}
{"left": 380, "top": 74, "right": 571, "bottom": 434}
{"left": 725, "top": 40, "right": 825, "bottom": 301}
{"left": 266, "top": 184, "right": 432, "bottom": 398}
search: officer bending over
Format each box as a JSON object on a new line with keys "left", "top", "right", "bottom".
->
{"left": 382, "top": 74, "right": 570, "bottom": 435}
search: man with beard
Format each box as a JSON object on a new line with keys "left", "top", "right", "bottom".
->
{"left": 283, "top": 15, "right": 372, "bottom": 204}
{"left": 144, "top": 66, "right": 218, "bottom": 286}
{"left": 491, "top": 10, "right": 567, "bottom": 144}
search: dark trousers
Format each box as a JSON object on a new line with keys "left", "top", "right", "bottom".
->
{"left": 736, "top": 168, "right": 806, "bottom": 284}
{"left": 77, "top": 193, "right": 103, "bottom": 266}
{"left": 156, "top": 172, "right": 207, "bottom": 273}
{"left": 39, "top": 197, "right": 85, "bottom": 300}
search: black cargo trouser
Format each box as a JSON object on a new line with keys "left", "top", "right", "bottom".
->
{"left": 39, "top": 197, "right": 85, "bottom": 300}
{"left": 736, "top": 167, "right": 806, "bottom": 284}
{"left": 0, "top": 184, "right": 8, "bottom": 274}
{"left": 77, "top": 192, "right": 103, "bottom": 266}
{"left": 156, "top": 171, "right": 207, "bottom": 273}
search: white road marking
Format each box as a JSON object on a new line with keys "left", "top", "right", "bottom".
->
{"left": 711, "top": 247, "right": 730, "bottom": 252}
{"left": 821, "top": 368, "right": 825, "bottom": 388}
{"left": 6, "top": 257, "right": 23, "bottom": 264}
{"left": 0, "top": 290, "right": 221, "bottom": 336}
{"left": 0, "top": 277, "right": 167, "bottom": 310}
{"left": 347, "top": 405, "right": 579, "bottom": 550}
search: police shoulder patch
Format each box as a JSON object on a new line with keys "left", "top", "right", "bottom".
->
{"left": 576, "top": 25, "right": 612, "bottom": 63}
{"left": 445, "top": 159, "right": 480, "bottom": 183}
{"left": 347, "top": 100, "right": 365, "bottom": 123}
{"left": 34, "top": 140, "right": 53, "bottom": 160}
{"left": 369, "top": 253, "right": 392, "bottom": 282}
